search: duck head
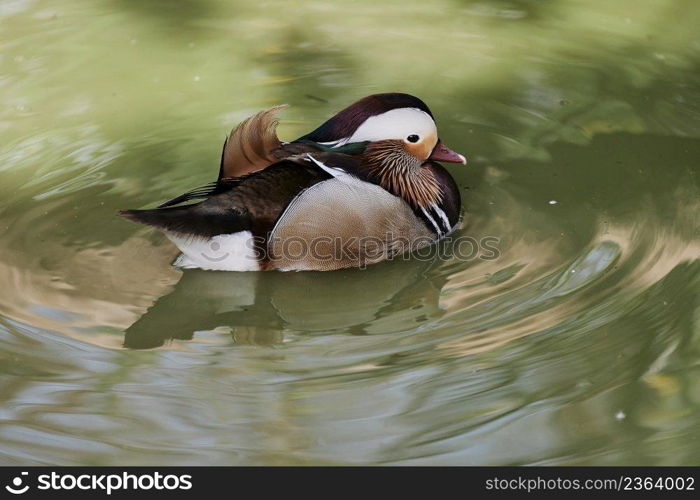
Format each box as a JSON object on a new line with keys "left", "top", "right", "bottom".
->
{"left": 300, "top": 92, "right": 466, "bottom": 164}
{"left": 298, "top": 93, "right": 466, "bottom": 207}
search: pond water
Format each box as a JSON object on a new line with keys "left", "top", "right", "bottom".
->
{"left": 0, "top": 0, "right": 698, "bottom": 465}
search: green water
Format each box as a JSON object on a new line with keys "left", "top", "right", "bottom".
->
{"left": 0, "top": 0, "right": 698, "bottom": 465}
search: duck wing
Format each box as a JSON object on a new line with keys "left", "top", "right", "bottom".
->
{"left": 156, "top": 181, "right": 220, "bottom": 208}
{"left": 120, "top": 159, "right": 332, "bottom": 238}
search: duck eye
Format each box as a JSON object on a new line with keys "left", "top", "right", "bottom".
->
{"left": 407, "top": 134, "right": 420, "bottom": 143}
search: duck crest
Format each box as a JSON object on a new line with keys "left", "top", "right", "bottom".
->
{"left": 299, "top": 93, "right": 433, "bottom": 144}
{"left": 361, "top": 141, "right": 443, "bottom": 209}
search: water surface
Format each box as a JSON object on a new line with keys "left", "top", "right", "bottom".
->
{"left": 0, "top": 0, "right": 698, "bottom": 465}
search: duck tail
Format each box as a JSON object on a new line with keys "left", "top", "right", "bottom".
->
{"left": 118, "top": 207, "right": 191, "bottom": 232}
{"left": 118, "top": 203, "right": 247, "bottom": 237}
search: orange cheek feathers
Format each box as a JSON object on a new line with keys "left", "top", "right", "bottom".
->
{"left": 406, "top": 133, "right": 437, "bottom": 160}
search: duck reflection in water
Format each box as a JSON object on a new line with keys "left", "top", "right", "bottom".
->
{"left": 123, "top": 257, "right": 447, "bottom": 349}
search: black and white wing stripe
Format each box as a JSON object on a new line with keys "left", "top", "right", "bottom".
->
{"left": 304, "top": 153, "right": 350, "bottom": 178}
{"left": 419, "top": 203, "right": 454, "bottom": 237}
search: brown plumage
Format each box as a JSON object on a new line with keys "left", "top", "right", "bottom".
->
{"left": 219, "top": 105, "right": 289, "bottom": 179}
{"left": 267, "top": 174, "right": 435, "bottom": 271}
{"left": 361, "top": 140, "right": 443, "bottom": 209}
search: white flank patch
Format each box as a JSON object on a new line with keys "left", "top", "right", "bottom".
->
{"left": 166, "top": 231, "right": 260, "bottom": 271}
{"left": 331, "top": 108, "right": 437, "bottom": 146}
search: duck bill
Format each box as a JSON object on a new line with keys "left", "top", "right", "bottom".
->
{"left": 428, "top": 140, "right": 467, "bottom": 164}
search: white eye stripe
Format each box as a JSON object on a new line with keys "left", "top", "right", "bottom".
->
{"left": 329, "top": 108, "right": 437, "bottom": 146}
